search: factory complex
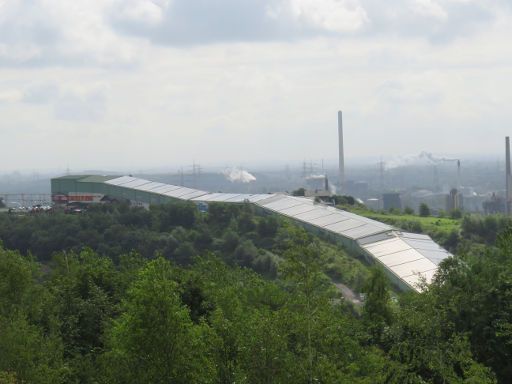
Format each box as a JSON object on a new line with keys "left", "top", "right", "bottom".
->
{"left": 51, "top": 174, "right": 452, "bottom": 292}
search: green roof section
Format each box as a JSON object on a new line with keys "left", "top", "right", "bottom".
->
{"left": 52, "top": 175, "right": 120, "bottom": 183}
{"left": 52, "top": 175, "right": 92, "bottom": 180}
{"left": 77, "top": 175, "right": 120, "bottom": 183}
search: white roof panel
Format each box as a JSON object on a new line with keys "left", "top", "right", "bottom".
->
{"left": 247, "top": 194, "right": 275, "bottom": 203}
{"left": 378, "top": 248, "right": 425, "bottom": 267}
{"left": 336, "top": 211, "right": 391, "bottom": 230}
{"left": 417, "top": 249, "right": 450, "bottom": 265}
{"left": 279, "top": 204, "right": 317, "bottom": 216}
{"left": 192, "top": 193, "right": 223, "bottom": 202}
{"left": 151, "top": 185, "right": 182, "bottom": 194}
{"left": 174, "top": 188, "right": 204, "bottom": 198}
{"left": 180, "top": 190, "right": 208, "bottom": 200}
{"left": 308, "top": 213, "right": 348, "bottom": 227}
{"left": 324, "top": 219, "right": 366, "bottom": 233}
{"left": 363, "top": 238, "right": 410, "bottom": 257}
{"left": 163, "top": 187, "right": 195, "bottom": 198}
{"left": 255, "top": 194, "right": 287, "bottom": 205}
{"left": 402, "top": 238, "right": 444, "bottom": 251}
{"left": 211, "top": 193, "right": 241, "bottom": 202}
{"left": 119, "top": 179, "right": 153, "bottom": 188}
{"left": 222, "top": 194, "right": 250, "bottom": 203}
{"left": 294, "top": 208, "right": 334, "bottom": 222}
{"left": 261, "top": 198, "right": 307, "bottom": 212}
{"left": 402, "top": 269, "right": 437, "bottom": 288}
{"left": 342, "top": 225, "right": 388, "bottom": 240}
{"left": 105, "top": 176, "right": 137, "bottom": 186}
{"left": 389, "top": 258, "right": 437, "bottom": 278}
{"left": 399, "top": 232, "right": 432, "bottom": 241}
{"left": 136, "top": 182, "right": 167, "bottom": 192}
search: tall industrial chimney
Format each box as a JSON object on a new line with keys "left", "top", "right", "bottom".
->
{"left": 506, "top": 137, "right": 511, "bottom": 215}
{"left": 338, "top": 111, "right": 345, "bottom": 191}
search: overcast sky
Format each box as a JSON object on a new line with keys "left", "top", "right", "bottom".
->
{"left": 0, "top": 0, "right": 511, "bottom": 172}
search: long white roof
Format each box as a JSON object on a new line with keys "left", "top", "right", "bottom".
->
{"left": 103, "top": 176, "right": 451, "bottom": 291}
{"left": 255, "top": 194, "right": 392, "bottom": 240}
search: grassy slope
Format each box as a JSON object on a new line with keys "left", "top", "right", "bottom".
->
{"left": 337, "top": 205, "right": 461, "bottom": 243}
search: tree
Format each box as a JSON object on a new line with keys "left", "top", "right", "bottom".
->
{"left": 362, "top": 267, "right": 393, "bottom": 343}
{"left": 385, "top": 290, "right": 496, "bottom": 384}
{"left": 450, "top": 208, "right": 462, "bottom": 219}
{"left": 0, "top": 198, "right": 5, "bottom": 208}
{"left": 419, "top": 203, "right": 430, "bottom": 217}
{"left": 291, "top": 188, "right": 305, "bottom": 197}
{"left": 0, "top": 247, "right": 65, "bottom": 383}
{"left": 47, "top": 249, "right": 119, "bottom": 382}
{"left": 422, "top": 229, "right": 512, "bottom": 383}
{"left": 257, "top": 216, "right": 278, "bottom": 238}
{"left": 156, "top": 202, "right": 196, "bottom": 231}
{"left": 280, "top": 239, "right": 336, "bottom": 382}
{"left": 103, "top": 258, "right": 214, "bottom": 383}
{"left": 0, "top": 315, "right": 65, "bottom": 384}
{"left": 403, "top": 206, "right": 414, "bottom": 215}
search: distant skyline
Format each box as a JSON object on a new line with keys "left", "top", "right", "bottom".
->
{"left": 1, "top": 0, "right": 511, "bottom": 172}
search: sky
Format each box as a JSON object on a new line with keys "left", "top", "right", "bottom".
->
{"left": 0, "top": 0, "right": 511, "bottom": 172}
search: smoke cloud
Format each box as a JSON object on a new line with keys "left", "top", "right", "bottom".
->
{"left": 385, "top": 151, "right": 459, "bottom": 169}
{"left": 222, "top": 167, "right": 257, "bottom": 183}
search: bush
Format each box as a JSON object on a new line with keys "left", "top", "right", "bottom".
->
{"left": 450, "top": 209, "right": 462, "bottom": 219}
{"left": 419, "top": 203, "right": 430, "bottom": 217}
{"left": 403, "top": 206, "right": 414, "bottom": 215}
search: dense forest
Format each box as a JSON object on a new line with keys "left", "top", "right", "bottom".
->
{"left": 0, "top": 201, "right": 511, "bottom": 383}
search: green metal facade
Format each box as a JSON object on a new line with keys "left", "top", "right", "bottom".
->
{"left": 51, "top": 175, "right": 173, "bottom": 205}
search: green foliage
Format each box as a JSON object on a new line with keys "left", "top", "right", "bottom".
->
{"left": 419, "top": 229, "right": 512, "bottom": 383}
{"left": 0, "top": 372, "right": 17, "bottom": 384}
{"left": 0, "top": 315, "right": 65, "bottom": 384}
{"left": 292, "top": 187, "right": 306, "bottom": 196}
{"left": 362, "top": 267, "right": 393, "bottom": 343}
{"left": 460, "top": 214, "right": 512, "bottom": 245}
{"left": 419, "top": 203, "right": 431, "bottom": 217}
{"left": 403, "top": 206, "right": 414, "bottom": 215}
{"left": 334, "top": 195, "right": 356, "bottom": 206}
{"left": 450, "top": 208, "right": 463, "bottom": 219}
{"left": 104, "top": 258, "right": 214, "bottom": 383}
{"left": 0, "top": 247, "right": 66, "bottom": 383}
{"left": 0, "top": 202, "right": 369, "bottom": 287}
{"left": 1, "top": 200, "right": 511, "bottom": 383}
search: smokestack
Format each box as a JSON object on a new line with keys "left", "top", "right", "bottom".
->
{"left": 338, "top": 111, "right": 345, "bottom": 191}
{"left": 507, "top": 137, "right": 511, "bottom": 214}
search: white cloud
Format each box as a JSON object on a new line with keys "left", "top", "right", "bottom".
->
{"left": 112, "top": 0, "right": 172, "bottom": 26}
{"left": 282, "top": 0, "right": 369, "bottom": 32}
{"left": 413, "top": 0, "right": 448, "bottom": 20}
{"left": 0, "top": 1, "right": 511, "bottom": 171}
{"left": 0, "top": 0, "right": 141, "bottom": 66}
{"left": 53, "top": 83, "right": 109, "bottom": 122}
{"left": 266, "top": 0, "right": 369, "bottom": 33}
{"left": 0, "top": 89, "right": 23, "bottom": 103}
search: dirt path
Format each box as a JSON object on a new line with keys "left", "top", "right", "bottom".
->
{"left": 335, "top": 283, "right": 363, "bottom": 306}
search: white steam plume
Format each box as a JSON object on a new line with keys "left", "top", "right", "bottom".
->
{"left": 385, "top": 151, "right": 459, "bottom": 169}
{"left": 223, "top": 167, "right": 256, "bottom": 183}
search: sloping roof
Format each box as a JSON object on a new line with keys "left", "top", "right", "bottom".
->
{"left": 77, "top": 175, "right": 120, "bottom": 183}
{"left": 255, "top": 195, "right": 392, "bottom": 240}
{"left": 359, "top": 231, "right": 451, "bottom": 290}
{"left": 87, "top": 175, "right": 453, "bottom": 291}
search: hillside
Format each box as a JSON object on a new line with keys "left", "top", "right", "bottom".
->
{"left": 0, "top": 202, "right": 509, "bottom": 383}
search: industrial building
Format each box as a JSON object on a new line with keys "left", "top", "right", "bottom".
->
{"left": 51, "top": 174, "right": 452, "bottom": 292}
